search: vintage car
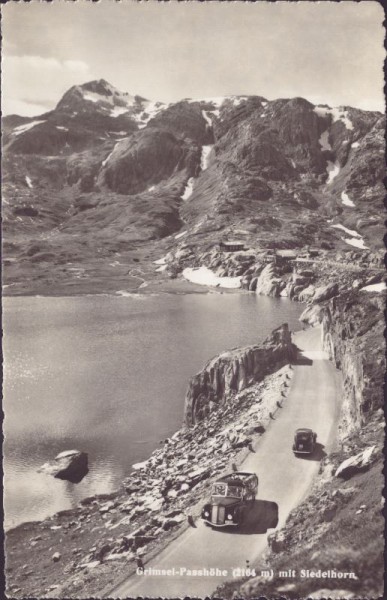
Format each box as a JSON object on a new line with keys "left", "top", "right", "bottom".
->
{"left": 201, "top": 471, "right": 258, "bottom": 528}
{"left": 292, "top": 428, "right": 317, "bottom": 455}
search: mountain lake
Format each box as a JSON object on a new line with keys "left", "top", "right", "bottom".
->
{"left": 3, "top": 292, "right": 302, "bottom": 530}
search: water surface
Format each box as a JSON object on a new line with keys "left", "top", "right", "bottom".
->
{"left": 3, "top": 292, "right": 302, "bottom": 529}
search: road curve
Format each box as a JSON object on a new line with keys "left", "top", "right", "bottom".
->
{"left": 108, "top": 326, "right": 341, "bottom": 598}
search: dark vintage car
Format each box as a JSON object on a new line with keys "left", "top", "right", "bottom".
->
{"left": 292, "top": 428, "right": 317, "bottom": 455}
{"left": 201, "top": 471, "right": 258, "bottom": 528}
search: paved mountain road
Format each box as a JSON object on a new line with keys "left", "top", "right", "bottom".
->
{"left": 108, "top": 326, "right": 341, "bottom": 598}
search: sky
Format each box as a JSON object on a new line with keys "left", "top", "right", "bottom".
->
{"left": 2, "top": 0, "right": 385, "bottom": 117}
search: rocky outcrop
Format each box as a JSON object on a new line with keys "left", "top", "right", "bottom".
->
{"left": 312, "top": 282, "right": 339, "bottom": 303}
{"left": 335, "top": 446, "right": 376, "bottom": 479}
{"left": 184, "top": 324, "right": 297, "bottom": 425}
{"left": 255, "top": 263, "right": 285, "bottom": 297}
{"left": 321, "top": 289, "right": 385, "bottom": 433}
{"left": 38, "top": 450, "right": 89, "bottom": 484}
{"left": 299, "top": 304, "right": 323, "bottom": 326}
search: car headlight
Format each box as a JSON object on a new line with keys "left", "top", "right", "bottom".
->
{"left": 204, "top": 511, "right": 210, "bottom": 517}
{"left": 227, "top": 514, "right": 233, "bottom": 520}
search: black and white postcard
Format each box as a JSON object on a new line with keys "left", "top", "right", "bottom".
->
{"left": 2, "top": 1, "right": 385, "bottom": 598}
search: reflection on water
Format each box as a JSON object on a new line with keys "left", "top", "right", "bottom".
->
{"left": 3, "top": 293, "right": 302, "bottom": 529}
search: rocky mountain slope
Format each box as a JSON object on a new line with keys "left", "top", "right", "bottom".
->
{"left": 2, "top": 79, "right": 384, "bottom": 295}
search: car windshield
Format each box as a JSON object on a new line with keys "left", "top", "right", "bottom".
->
{"left": 212, "top": 483, "right": 244, "bottom": 498}
{"left": 227, "top": 485, "right": 243, "bottom": 498}
{"left": 212, "top": 483, "right": 227, "bottom": 496}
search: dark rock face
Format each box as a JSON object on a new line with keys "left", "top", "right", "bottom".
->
{"left": 321, "top": 290, "right": 385, "bottom": 431}
{"left": 38, "top": 450, "right": 89, "bottom": 484}
{"left": 312, "top": 282, "right": 339, "bottom": 303}
{"left": 184, "top": 324, "right": 296, "bottom": 425}
{"left": 99, "top": 129, "right": 200, "bottom": 195}
{"left": 148, "top": 101, "right": 211, "bottom": 146}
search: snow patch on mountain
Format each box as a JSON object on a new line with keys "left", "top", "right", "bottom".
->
{"left": 314, "top": 105, "right": 354, "bottom": 130}
{"left": 326, "top": 160, "right": 340, "bottom": 184}
{"left": 82, "top": 85, "right": 136, "bottom": 108}
{"left": 56, "top": 126, "right": 68, "bottom": 131}
{"left": 202, "top": 110, "right": 213, "bottom": 126}
{"left": 332, "top": 223, "right": 361, "bottom": 237}
{"left": 154, "top": 256, "right": 167, "bottom": 265}
{"left": 135, "top": 101, "right": 168, "bottom": 128}
{"left": 189, "top": 97, "right": 226, "bottom": 108}
{"left": 343, "top": 237, "right": 368, "bottom": 250}
{"left": 332, "top": 224, "right": 369, "bottom": 249}
{"left": 232, "top": 96, "right": 248, "bottom": 106}
{"left": 351, "top": 141, "right": 360, "bottom": 149}
{"left": 360, "top": 282, "right": 386, "bottom": 293}
{"left": 79, "top": 83, "right": 169, "bottom": 124}
{"left": 331, "top": 222, "right": 369, "bottom": 249}
{"left": 341, "top": 191, "right": 355, "bottom": 207}
{"left": 102, "top": 142, "right": 121, "bottom": 167}
{"left": 155, "top": 264, "right": 167, "bottom": 273}
{"left": 83, "top": 92, "right": 103, "bottom": 104}
{"left": 25, "top": 176, "right": 33, "bottom": 188}
{"left": 201, "top": 145, "right": 213, "bottom": 171}
{"left": 319, "top": 131, "right": 332, "bottom": 151}
{"left": 13, "top": 120, "right": 46, "bottom": 135}
{"left": 181, "top": 178, "right": 195, "bottom": 201}
{"left": 175, "top": 231, "right": 187, "bottom": 239}
{"left": 183, "top": 266, "right": 241, "bottom": 289}
{"left": 111, "top": 106, "right": 130, "bottom": 118}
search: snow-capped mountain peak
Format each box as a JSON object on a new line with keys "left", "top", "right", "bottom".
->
{"left": 54, "top": 79, "right": 168, "bottom": 124}
{"left": 55, "top": 79, "right": 145, "bottom": 116}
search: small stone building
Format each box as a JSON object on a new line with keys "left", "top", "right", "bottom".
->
{"left": 219, "top": 241, "right": 246, "bottom": 252}
{"left": 274, "top": 249, "right": 297, "bottom": 265}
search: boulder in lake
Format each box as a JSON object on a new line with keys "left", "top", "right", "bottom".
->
{"left": 39, "top": 449, "right": 88, "bottom": 483}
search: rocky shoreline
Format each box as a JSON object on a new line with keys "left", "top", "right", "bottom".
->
{"left": 5, "top": 326, "right": 297, "bottom": 599}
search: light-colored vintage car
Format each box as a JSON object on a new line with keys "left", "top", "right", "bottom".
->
{"left": 201, "top": 471, "right": 258, "bottom": 528}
